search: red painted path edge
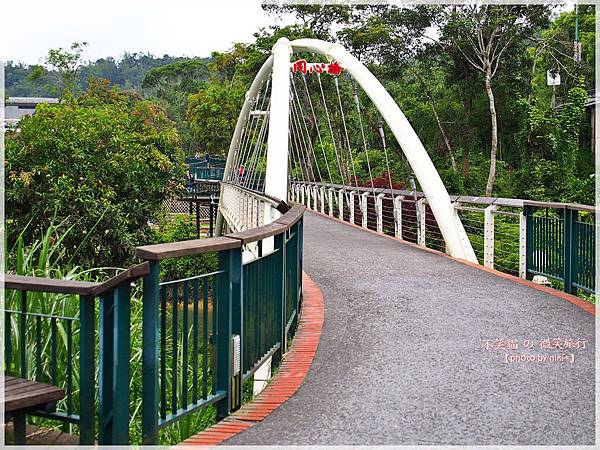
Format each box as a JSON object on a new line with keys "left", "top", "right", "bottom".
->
{"left": 312, "top": 209, "right": 595, "bottom": 317}
{"left": 177, "top": 272, "right": 325, "bottom": 448}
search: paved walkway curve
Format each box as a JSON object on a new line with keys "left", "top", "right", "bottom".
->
{"left": 225, "top": 211, "right": 595, "bottom": 446}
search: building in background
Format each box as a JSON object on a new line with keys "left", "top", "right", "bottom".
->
{"left": 4, "top": 97, "right": 59, "bottom": 128}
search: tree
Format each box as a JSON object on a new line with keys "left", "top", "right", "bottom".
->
{"left": 441, "top": 5, "right": 551, "bottom": 195}
{"left": 142, "top": 59, "right": 210, "bottom": 152}
{"left": 28, "top": 42, "right": 89, "bottom": 98}
{"left": 6, "top": 80, "right": 184, "bottom": 267}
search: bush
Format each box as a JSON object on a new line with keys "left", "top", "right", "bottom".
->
{"left": 6, "top": 79, "right": 185, "bottom": 268}
{"left": 149, "top": 214, "right": 218, "bottom": 281}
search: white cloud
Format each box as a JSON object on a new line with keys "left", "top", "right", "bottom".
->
{"left": 1, "top": 0, "right": 278, "bottom": 64}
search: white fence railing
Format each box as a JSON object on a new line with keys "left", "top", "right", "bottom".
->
{"left": 220, "top": 183, "right": 284, "bottom": 261}
{"left": 291, "top": 182, "right": 527, "bottom": 278}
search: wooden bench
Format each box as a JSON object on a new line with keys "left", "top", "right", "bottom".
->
{"left": 4, "top": 376, "right": 65, "bottom": 445}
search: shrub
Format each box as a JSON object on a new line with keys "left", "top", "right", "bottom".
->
{"left": 6, "top": 79, "right": 185, "bottom": 268}
{"left": 149, "top": 214, "right": 218, "bottom": 281}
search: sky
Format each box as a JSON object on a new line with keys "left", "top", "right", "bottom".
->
{"left": 2, "top": 0, "right": 580, "bottom": 65}
{"left": 1, "top": 0, "right": 282, "bottom": 65}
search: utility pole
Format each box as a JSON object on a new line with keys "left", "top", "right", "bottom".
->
{"left": 574, "top": 1, "right": 582, "bottom": 64}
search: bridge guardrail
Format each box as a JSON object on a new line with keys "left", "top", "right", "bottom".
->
{"left": 136, "top": 187, "right": 304, "bottom": 444}
{"left": 524, "top": 201, "right": 595, "bottom": 295}
{"left": 3, "top": 263, "right": 150, "bottom": 445}
{"left": 4, "top": 187, "right": 304, "bottom": 445}
{"left": 292, "top": 181, "right": 595, "bottom": 296}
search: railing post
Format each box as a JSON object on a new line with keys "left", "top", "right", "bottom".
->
{"left": 338, "top": 189, "right": 344, "bottom": 220}
{"left": 524, "top": 205, "right": 534, "bottom": 280}
{"left": 300, "top": 184, "right": 305, "bottom": 205}
{"left": 312, "top": 186, "right": 319, "bottom": 211}
{"left": 417, "top": 198, "right": 427, "bottom": 247}
{"left": 298, "top": 217, "right": 304, "bottom": 300}
{"left": 229, "top": 246, "right": 243, "bottom": 411}
{"left": 349, "top": 191, "right": 356, "bottom": 224}
{"left": 361, "top": 192, "right": 368, "bottom": 229}
{"left": 483, "top": 204, "right": 497, "bottom": 269}
{"left": 320, "top": 186, "right": 326, "bottom": 214}
{"left": 394, "top": 195, "right": 404, "bottom": 239}
{"left": 98, "top": 292, "right": 114, "bottom": 444}
{"left": 328, "top": 188, "right": 334, "bottom": 217}
{"left": 142, "top": 260, "right": 159, "bottom": 445}
{"left": 79, "top": 295, "right": 95, "bottom": 445}
{"left": 274, "top": 232, "right": 286, "bottom": 362}
{"left": 98, "top": 283, "right": 131, "bottom": 445}
{"left": 216, "top": 247, "right": 240, "bottom": 418}
{"left": 563, "top": 207, "right": 578, "bottom": 294}
{"left": 114, "top": 283, "right": 131, "bottom": 443}
{"left": 376, "top": 193, "right": 385, "bottom": 233}
{"left": 519, "top": 210, "right": 527, "bottom": 279}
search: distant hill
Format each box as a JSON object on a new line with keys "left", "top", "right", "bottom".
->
{"left": 5, "top": 53, "right": 212, "bottom": 97}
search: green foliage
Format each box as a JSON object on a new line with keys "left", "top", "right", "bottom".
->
{"left": 186, "top": 79, "right": 245, "bottom": 156}
{"left": 142, "top": 59, "right": 210, "bottom": 152}
{"left": 6, "top": 52, "right": 196, "bottom": 97}
{"left": 149, "top": 215, "right": 218, "bottom": 281}
{"left": 517, "top": 81, "right": 590, "bottom": 203}
{"left": 6, "top": 79, "right": 184, "bottom": 268}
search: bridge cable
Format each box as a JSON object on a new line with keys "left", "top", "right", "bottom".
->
{"left": 289, "top": 91, "right": 313, "bottom": 182}
{"left": 230, "top": 81, "right": 261, "bottom": 184}
{"left": 288, "top": 95, "right": 310, "bottom": 183}
{"left": 316, "top": 73, "right": 346, "bottom": 183}
{"left": 290, "top": 80, "right": 320, "bottom": 182}
{"left": 333, "top": 75, "right": 360, "bottom": 189}
{"left": 290, "top": 73, "right": 323, "bottom": 182}
{"left": 300, "top": 73, "right": 334, "bottom": 185}
{"left": 244, "top": 97, "right": 271, "bottom": 191}
{"left": 234, "top": 78, "right": 271, "bottom": 186}
{"left": 377, "top": 120, "right": 395, "bottom": 199}
{"left": 289, "top": 85, "right": 312, "bottom": 181}
{"left": 352, "top": 80, "right": 377, "bottom": 197}
{"left": 251, "top": 105, "right": 271, "bottom": 191}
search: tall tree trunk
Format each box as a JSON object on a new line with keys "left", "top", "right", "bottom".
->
{"left": 415, "top": 71, "right": 457, "bottom": 171}
{"left": 484, "top": 70, "right": 498, "bottom": 196}
{"left": 457, "top": 85, "right": 472, "bottom": 179}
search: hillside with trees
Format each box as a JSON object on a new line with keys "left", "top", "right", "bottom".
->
{"left": 7, "top": 4, "right": 595, "bottom": 204}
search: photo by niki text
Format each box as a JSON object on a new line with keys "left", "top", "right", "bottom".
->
{"left": 481, "top": 337, "right": 590, "bottom": 364}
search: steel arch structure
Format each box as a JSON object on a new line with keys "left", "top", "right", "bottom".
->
{"left": 217, "top": 37, "right": 477, "bottom": 263}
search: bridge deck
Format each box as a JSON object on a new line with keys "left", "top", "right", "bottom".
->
{"left": 226, "top": 211, "right": 595, "bottom": 445}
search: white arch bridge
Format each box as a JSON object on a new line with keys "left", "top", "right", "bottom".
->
{"left": 206, "top": 38, "right": 595, "bottom": 445}
{"left": 3, "top": 39, "right": 594, "bottom": 446}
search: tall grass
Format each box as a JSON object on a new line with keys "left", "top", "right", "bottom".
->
{"left": 4, "top": 220, "right": 217, "bottom": 445}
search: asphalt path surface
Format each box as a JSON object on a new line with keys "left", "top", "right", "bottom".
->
{"left": 225, "top": 211, "right": 595, "bottom": 445}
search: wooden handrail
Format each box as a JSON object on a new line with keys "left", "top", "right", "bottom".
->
{"left": 90, "top": 262, "right": 150, "bottom": 296}
{"left": 135, "top": 202, "right": 306, "bottom": 259}
{"left": 226, "top": 222, "right": 288, "bottom": 245}
{"left": 135, "top": 236, "right": 242, "bottom": 261}
{"left": 224, "top": 203, "right": 305, "bottom": 245}
{"left": 523, "top": 200, "right": 596, "bottom": 213}
{"left": 4, "top": 262, "right": 150, "bottom": 297}
{"left": 5, "top": 275, "right": 100, "bottom": 295}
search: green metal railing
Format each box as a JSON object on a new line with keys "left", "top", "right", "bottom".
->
{"left": 136, "top": 200, "right": 305, "bottom": 445}
{"left": 3, "top": 264, "right": 149, "bottom": 445}
{"left": 525, "top": 202, "right": 596, "bottom": 294}
{"left": 186, "top": 155, "right": 226, "bottom": 181}
{"left": 3, "top": 198, "right": 304, "bottom": 446}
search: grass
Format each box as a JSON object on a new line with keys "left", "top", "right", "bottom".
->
{"left": 3, "top": 219, "right": 221, "bottom": 445}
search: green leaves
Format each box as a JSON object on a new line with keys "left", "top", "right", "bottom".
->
{"left": 6, "top": 81, "right": 184, "bottom": 268}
